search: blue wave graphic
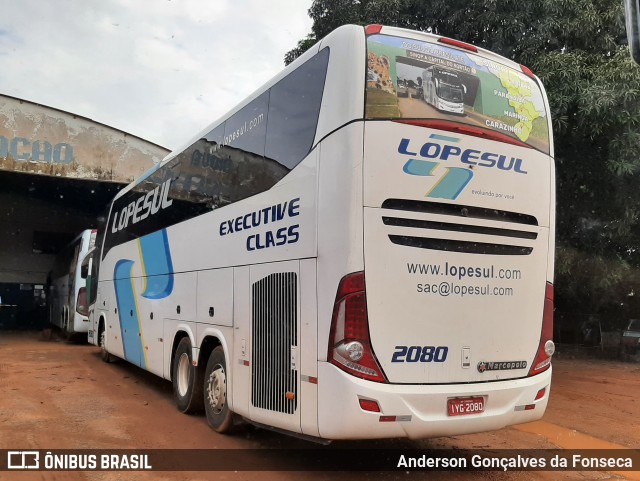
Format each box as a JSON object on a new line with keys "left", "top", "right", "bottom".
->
{"left": 403, "top": 158, "right": 473, "bottom": 200}
{"left": 113, "top": 229, "right": 174, "bottom": 369}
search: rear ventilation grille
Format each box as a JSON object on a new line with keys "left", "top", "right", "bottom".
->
{"left": 383, "top": 216, "right": 537, "bottom": 240}
{"left": 251, "top": 272, "right": 298, "bottom": 414}
{"left": 382, "top": 198, "right": 538, "bottom": 226}
{"left": 389, "top": 235, "right": 533, "bottom": 255}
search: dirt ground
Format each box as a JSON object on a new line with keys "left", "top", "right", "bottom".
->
{"left": 0, "top": 331, "right": 639, "bottom": 481}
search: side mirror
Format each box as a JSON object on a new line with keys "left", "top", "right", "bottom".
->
{"left": 625, "top": 0, "right": 640, "bottom": 64}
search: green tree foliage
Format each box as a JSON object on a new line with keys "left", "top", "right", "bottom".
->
{"left": 288, "top": 0, "right": 640, "bottom": 330}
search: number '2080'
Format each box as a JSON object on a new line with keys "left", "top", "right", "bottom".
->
{"left": 391, "top": 345, "right": 448, "bottom": 363}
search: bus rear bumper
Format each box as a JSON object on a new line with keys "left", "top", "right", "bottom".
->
{"left": 316, "top": 362, "right": 552, "bottom": 440}
{"left": 71, "top": 315, "right": 90, "bottom": 334}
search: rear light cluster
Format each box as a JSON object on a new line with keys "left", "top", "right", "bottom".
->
{"left": 520, "top": 64, "right": 536, "bottom": 79}
{"left": 529, "top": 282, "right": 555, "bottom": 376}
{"left": 76, "top": 287, "right": 87, "bottom": 315}
{"left": 328, "top": 272, "right": 387, "bottom": 383}
{"left": 365, "top": 24, "right": 383, "bottom": 35}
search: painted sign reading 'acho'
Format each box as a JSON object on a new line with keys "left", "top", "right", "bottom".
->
{"left": 0, "top": 94, "right": 169, "bottom": 183}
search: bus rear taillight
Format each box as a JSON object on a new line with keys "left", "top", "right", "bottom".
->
{"left": 520, "top": 64, "right": 536, "bottom": 80}
{"left": 328, "top": 272, "right": 387, "bottom": 383}
{"left": 529, "top": 283, "right": 555, "bottom": 376}
{"left": 76, "top": 287, "right": 88, "bottom": 316}
{"left": 365, "top": 24, "right": 383, "bottom": 35}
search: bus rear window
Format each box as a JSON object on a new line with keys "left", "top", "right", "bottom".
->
{"left": 365, "top": 34, "right": 550, "bottom": 154}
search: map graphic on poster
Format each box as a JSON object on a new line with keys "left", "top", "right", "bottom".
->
{"left": 365, "top": 34, "right": 550, "bottom": 154}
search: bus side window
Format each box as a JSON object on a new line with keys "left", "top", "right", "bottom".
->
{"left": 100, "top": 49, "right": 330, "bottom": 260}
{"left": 265, "top": 47, "right": 329, "bottom": 169}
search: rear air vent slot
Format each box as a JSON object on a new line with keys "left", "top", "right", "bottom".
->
{"left": 389, "top": 235, "right": 533, "bottom": 255}
{"left": 382, "top": 199, "right": 538, "bottom": 226}
{"left": 383, "top": 216, "right": 537, "bottom": 240}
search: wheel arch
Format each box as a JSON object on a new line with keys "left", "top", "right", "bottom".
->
{"left": 170, "top": 330, "right": 192, "bottom": 382}
{"left": 196, "top": 328, "right": 232, "bottom": 370}
{"left": 198, "top": 335, "right": 222, "bottom": 371}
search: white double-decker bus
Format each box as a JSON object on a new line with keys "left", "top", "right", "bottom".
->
{"left": 88, "top": 24, "right": 555, "bottom": 441}
{"left": 422, "top": 65, "right": 466, "bottom": 114}
{"left": 50, "top": 228, "right": 96, "bottom": 339}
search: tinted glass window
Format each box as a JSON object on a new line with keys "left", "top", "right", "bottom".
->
{"left": 176, "top": 123, "right": 233, "bottom": 206}
{"left": 266, "top": 47, "right": 329, "bottom": 169}
{"left": 103, "top": 158, "right": 212, "bottom": 257}
{"left": 224, "top": 92, "right": 269, "bottom": 157}
{"left": 102, "top": 48, "right": 329, "bottom": 259}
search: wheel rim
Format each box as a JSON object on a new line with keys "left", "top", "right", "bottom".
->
{"left": 100, "top": 330, "right": 106, "bottom": 351}
{"left": 177, "top": 352, "right": 190, "bottom": 397}
{"left": 206, "top": 363, "right": 226, "bottom": 414}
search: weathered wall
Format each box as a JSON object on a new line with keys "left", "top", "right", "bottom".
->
{"left": 0, "top": 95, "right": 170, "bottom": 183}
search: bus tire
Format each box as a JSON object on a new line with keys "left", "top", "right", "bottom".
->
{"left": 99, "top": 323, "right": 113, "bottom": 363}
{"left": 62, "top": 307, "right": 71, "bottom": 340}
{"left": 204, "top": 346, "right": 233, "bottom": 433}
{"left": 172, "top": 337, "right": 204, "bottom": 414}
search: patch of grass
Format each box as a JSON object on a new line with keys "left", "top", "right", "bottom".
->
{"left": 365, "top": 89, "right": 400, "bottom": 118}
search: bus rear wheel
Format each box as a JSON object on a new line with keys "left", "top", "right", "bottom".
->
{"left": 62, "top": 307, "right": 71, "bottom": 340}
{"left": 204, "top": 346, "right": 233, "bottom": 433}
{"left": 172, "top": 337, "right": 204, "bottom": 414}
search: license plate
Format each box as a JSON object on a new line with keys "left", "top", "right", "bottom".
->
{"left": 447, "top": 397, "right": 485, "bottom": 416}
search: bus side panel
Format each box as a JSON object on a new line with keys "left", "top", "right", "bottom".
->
{"left": 70, "top": 239, "right": 95, "bottom": 335}
{"left": 50, "top": 229, "right": 94, "bottom": 335}
{"left": 68, "top": 243, "right": 82, "bottom": 333}
{"left": 133, "top": 271, "right": 196, "bottom": 376}
{"left": 299, "top": 258, "right": 319, "bottom": 438}
{"left": 103, "top": 281, "right": 125, "bottom": 360}
{"left": 158, "top": 270, "right": 197, "bottom": 375}
{"left": 196, "top": 269, "right": 233, "bottom": 327}
{"left": 146, "top": 271, "right": 197, "bottom": 323}
{"left": 315, "top": 123, "right": 365, "bottom": 362}
{"left": 136, "top": 288, "right": 165, "bottom": 377}
{"left": 90, "top": 281, "right": 107, "bottom": 348}
{"left": 548, "top": 158, "right": 556, "bottom": 281}
{"left": 108, "top": 252, "right": 197, "bottom": 373}
{"left": 164, "top": 170, "right": 317, "bottom": 274}
{"left": 231, "top": 265, "right": 251, "bottom": 417}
